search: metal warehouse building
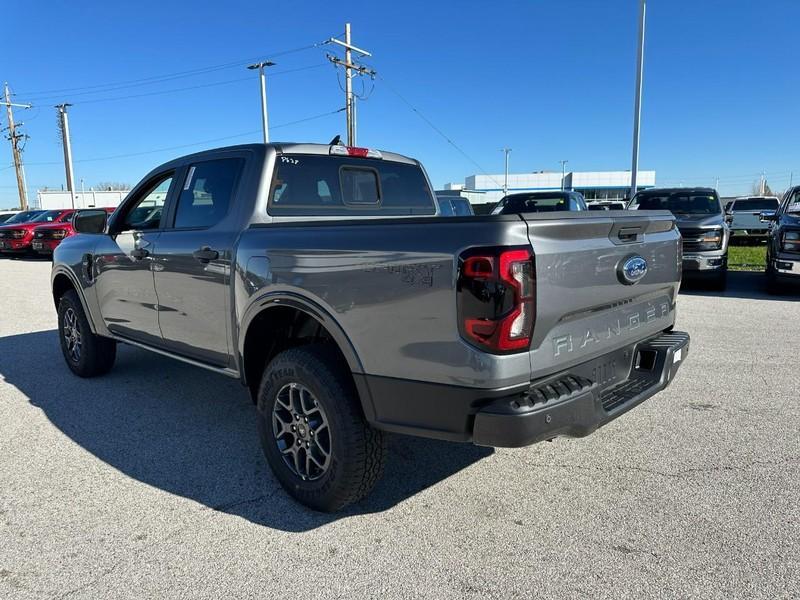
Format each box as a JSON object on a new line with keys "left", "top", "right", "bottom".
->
{"left": 443, "top": 169, "right": 656, "bottom": 207}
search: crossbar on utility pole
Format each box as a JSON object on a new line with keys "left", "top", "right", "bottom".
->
{"left": 56, "top": 104, "right": 76, "bottom": 209}
{"left": 248, "top": 61, "right": 276, "bottom": 143}
{"left": 326, "top": 24, "right": 375, "bottom": 146}
{"left": 629, "top": 0, "right": 646, "bottom": 200}
{"left": 3, "top": 83, "right": 31, "bottom": 210}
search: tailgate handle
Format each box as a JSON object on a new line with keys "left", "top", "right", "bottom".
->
{"left": 616, "top": 227, "right": 642, "bottom": 243}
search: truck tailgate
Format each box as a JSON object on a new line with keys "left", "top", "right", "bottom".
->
{"left": 522, "top": 210, "right": 680, "bottom": 377}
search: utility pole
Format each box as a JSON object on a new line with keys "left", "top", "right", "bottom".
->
{"left": 714, "top": 177, "right": 719, "bottom": 190}
{"left": 501, "top": 148, "right": 512, "bottom": 196}
{"left": 247, "top": 60, "right": 276, "bottom": 143}
{"left": 559, "top": 160, "right": 569, "bottom": 190}
{"left": 327, "top": 24, "right": 375, "bottom": 146}
{"left": 2, "top": 83, "right": 31, "bottom": 210}
{"left": 56, "top": 104, "right": 76, "bottom": 208}
{"left": 759, "top": 171, "right": 766, "bottom": 196}
{"left": 629, "top": 0, "right": 646, "bottom": 199}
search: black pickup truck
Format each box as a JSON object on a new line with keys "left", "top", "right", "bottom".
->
{"left": 51, "top": 142, "right": 689, "bottom": 511}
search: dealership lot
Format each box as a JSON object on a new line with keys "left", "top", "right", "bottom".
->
{"left": 0, "top": 258, "right": 797, "bottom": 599}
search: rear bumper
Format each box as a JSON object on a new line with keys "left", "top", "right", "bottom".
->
{"left": 358, "top": 330, "right": 689, "bottom": 447}
{"left": 472, "top": 331, "right": 689, "bottom": 447}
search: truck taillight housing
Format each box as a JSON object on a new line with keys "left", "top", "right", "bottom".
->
{"left": 457, "top": 246, "right": 535, "bottom": 353}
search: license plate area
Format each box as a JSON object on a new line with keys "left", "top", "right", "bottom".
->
{"left": 570, "top": 344, "right": 635, "bottom": 391}
{"left": 32, "top": 241, "right": 43, "bottom": 249}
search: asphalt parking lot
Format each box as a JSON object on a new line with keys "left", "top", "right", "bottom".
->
{"left": 0, "top": 257, "right": 798, "bottom": 599}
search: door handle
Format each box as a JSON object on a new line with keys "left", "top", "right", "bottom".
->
{"left": 193, "top": 247, "right": 219, "bottom": 263}
{"left": 131, "top": 248, "right": 149, "bottom": 260}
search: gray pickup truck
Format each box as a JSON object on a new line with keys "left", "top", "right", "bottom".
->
{"left": 51, "top": 142, "right": 689, "bottom": 511}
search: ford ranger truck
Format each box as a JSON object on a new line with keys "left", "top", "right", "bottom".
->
{"left": 50, "top": 143, "right": 689, "bottom": 512}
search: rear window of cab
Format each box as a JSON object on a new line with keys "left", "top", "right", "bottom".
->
{"left": 268, "top": 154, "right": 435, "bottom": 216}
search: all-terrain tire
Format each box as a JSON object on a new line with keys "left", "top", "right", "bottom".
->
{"left": 57, "top": 290, "right": 117, "bottom": 377}
{"left": 256, "top": 345, "right": 387, "bottom": 512}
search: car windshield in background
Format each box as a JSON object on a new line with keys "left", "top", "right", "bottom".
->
{"left": 3, "top": 210, "right": 43, "bottom": 224}
{"left": 631, "top": 193, "right": 720, "bottom": 215}
{"left": 492, "top": 193, "right": 572, "bottom": 214}
{"left": 31, "top": 210, "right": 64, "bottom": 223}
{"left": 731, "top": 198, "right": 779, "bottom": 212}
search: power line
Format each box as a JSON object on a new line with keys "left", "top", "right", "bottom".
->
{"left": 56, "top": 64, "right": 328, "bottom": 106}
{"left": 377, "top": 73, "right": 503, "bottom": 188}
{"left": 17, "top": 42, "right": 329, "bottom": 99}
{"left": 23, "top": 108, "right": 345, "bottom": 166}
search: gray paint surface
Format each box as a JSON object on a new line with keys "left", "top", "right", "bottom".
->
{"left": 52, "top": 143, "right": 681, "bottom": 392}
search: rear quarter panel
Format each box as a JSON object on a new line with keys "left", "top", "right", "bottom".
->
{"left": 235, "top": 217, "right": 534, "bottom": 389}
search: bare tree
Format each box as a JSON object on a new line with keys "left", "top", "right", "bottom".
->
{"left": 95, "top": 181, "right": 131, "bottom": 191}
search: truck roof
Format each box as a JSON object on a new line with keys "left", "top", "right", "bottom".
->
{"left": 154, "top": 142, "right": 419, "bottom": 169}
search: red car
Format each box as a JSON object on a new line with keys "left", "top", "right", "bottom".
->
{"left": 32, "top": 207, "right": 116, "bottom": 255}
{"left": 0, "top": 209, "right": 76, "bottom": 254}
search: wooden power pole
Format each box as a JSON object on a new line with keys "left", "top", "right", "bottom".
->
{"left": 3, "top": 83, "right": 31, "bottom": 210}
{"left": 326, "top": 24, "right": 375, "bottom": 146}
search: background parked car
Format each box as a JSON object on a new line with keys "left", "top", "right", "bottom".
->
{"left": 32, "top": 207, "right": 116, "bottom": 256}
{"left": 587, "top": 201, "right": 626, "bottom": 211}
{"left": 725, "top": 196, "right": 780, "bottom": 240}
{"left": 491, "top": 190, "right": 587, "bottom": 214}
{"left": 434, "top": 194, "right": 474, "bottom": 216}
{"left": 629, "top": 187, "right": 729, "bottom": 289}
{"left": 0, "top": 209, "right": 75, "bottom": 254}
{"left": 762, "top": 186, "right": 800, "bottom": 293}
{"left": 0, "top": 211, "right": 20, "bottom": 224}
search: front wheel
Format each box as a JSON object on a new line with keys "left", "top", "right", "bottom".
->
{"left": 58, "top": 290, "right": 117, "bottom": 377}
{"left": 256, "top": 345, "right": 387, "bottom": 512}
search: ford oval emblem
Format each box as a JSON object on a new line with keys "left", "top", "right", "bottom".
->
{"left": 619, "top": 255, "right": 648, "bottom": 285}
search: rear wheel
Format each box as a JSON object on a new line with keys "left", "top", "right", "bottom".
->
{"left": 256, "top": 345, "right": 387, "bottom": 512}
{"left": 58, "top": 290, "right": 117, "bottom": 377}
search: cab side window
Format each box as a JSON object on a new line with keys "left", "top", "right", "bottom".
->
{"left": 122, "top": 174, "right": 173, "bottom": 231}
{"left": 173, "top": 158, "right": 243, "bottom": 229}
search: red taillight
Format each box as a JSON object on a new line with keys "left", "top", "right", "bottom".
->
{"left": 458, "top": 246, "right": 535, "bottom": 353}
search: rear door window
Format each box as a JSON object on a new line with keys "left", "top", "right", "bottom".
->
{"left": 173, "top": 158, "right": 243, "bottom": 229}
{"left": 269, "top": 154, "right": 435, "bottom": 216}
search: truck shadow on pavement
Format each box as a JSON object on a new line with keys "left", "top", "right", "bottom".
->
{"left": 0, "top": 330, "right": 492, "bottom": 531}
{"left": 680, "top": 270, "right": 799, "bottom": 301}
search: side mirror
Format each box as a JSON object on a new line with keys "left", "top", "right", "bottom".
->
{"left": 74, "top": 209, "right": 108, "bottom": 234}
{"left": 724, "top": 213, "right": 734, "bottom": 225}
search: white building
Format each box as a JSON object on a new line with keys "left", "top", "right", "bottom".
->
{"left": 35, "top": 190, "right": 130, "bottom": 210}
{"left": 446, "top": 170, "right": 656, "bottom": 207}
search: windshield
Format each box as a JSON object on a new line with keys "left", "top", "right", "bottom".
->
{"left": 2, "top": 210, "right": 44, "bottom": 224}
{"left": 30, "top": 210, "right": 67, "bottom": 223}
{"left": 731, "top": 198, "right": 779, "bottom": 212}
{"left": 629, "top": 192, "right": 721, "bottom": 215}
{"left": 492, "top": 193, "right": 575, "bottom": 214}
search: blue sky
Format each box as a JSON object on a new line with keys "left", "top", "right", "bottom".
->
{"left": 2, "top": 0, "right": 798, "bottom": 207}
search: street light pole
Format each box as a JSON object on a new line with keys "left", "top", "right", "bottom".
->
{"left": 629, "top": 0, "right": 646, "bottom": 199}
{"left": 501, "top": 148, "right": 511, "bottom": 196}
{"left": 559, "top": 160, "right": 568, "bottom": 190}
{"left": 248, "top": 61, "right": 275, "bottom": 143}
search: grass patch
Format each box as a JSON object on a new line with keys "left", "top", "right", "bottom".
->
{"left": 728, "top": 244, "right": 766, "bottom": 271}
